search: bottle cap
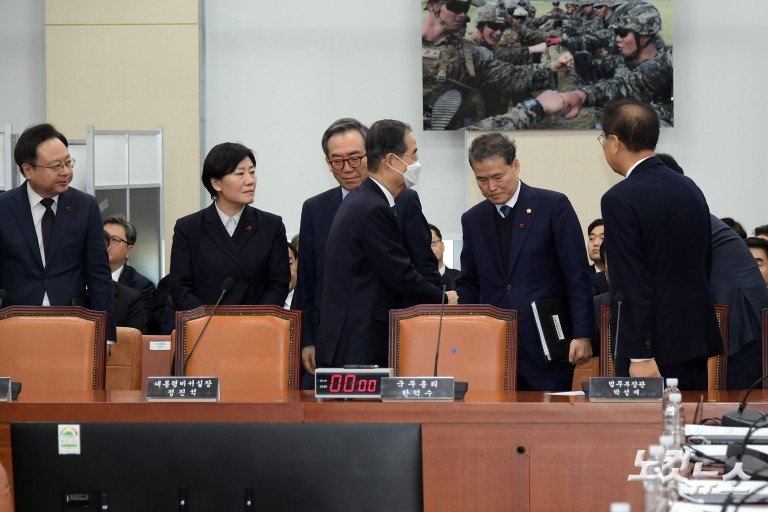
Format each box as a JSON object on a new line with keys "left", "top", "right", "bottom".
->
{"left": 666, "top": 377, "right": 678, "bottom": 387}
{"left": 610, "top": 503, "right": 631, "bottom": 512}
{"left": 649, "top": 444, "right": 665, "bottom": 459}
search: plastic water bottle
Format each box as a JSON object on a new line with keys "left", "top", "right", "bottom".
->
{"left": 662, "top": 392, "right": 683, "bottom": 448}
{"left": 661, "top": 378, "right": 679, "bottom": 421}
{"left": 611, "top": 502, "right": 631, "bottom": 512}
{"left": 643, "top": 444, "right": 667, "bottom": 512}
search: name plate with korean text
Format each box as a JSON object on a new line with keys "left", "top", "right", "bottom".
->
{"left": 588, "top": 377, "right": 663, "bottom": 402}
{"left": 380, "top": 376, "right": 454, "bottom": 401}
{"left": 145, "top": 377, "right": 220, "bottom": 402}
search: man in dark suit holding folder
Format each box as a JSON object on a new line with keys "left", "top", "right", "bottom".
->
{"left": 456, "top": 132, "right": 594, "bottom": 391}
{"left": 599, "top": 99, "right": 722, "bottom": 390}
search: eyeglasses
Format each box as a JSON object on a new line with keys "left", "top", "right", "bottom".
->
{"left": 108, "top": 235, "right": 130, "bottom": 246}
{"left": 597, "top": 133, "right": 612, "bottom": 146}
{"left": 444, "top": 0, "right": 470, "bottom": 14}
{"left": 614, "top": 28, "right": 631, "bottom": 38}
{"left": 328, "top": 154, "right": 366, "bottom": 171}
{"left": 512, "top": 16, "right": 527, "bottom": 21}
{"left": 30, "top": 158, "right": 76, "bottom": 173}
{"left": 397, "top": 153, "right": 419, "bottom": 163}
{"left": 486, "top": 22, "right": 508, "bottom": 31}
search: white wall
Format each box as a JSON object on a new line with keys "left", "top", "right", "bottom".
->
{"left": 0, "top": 0, "right": 45, "bottom": 133}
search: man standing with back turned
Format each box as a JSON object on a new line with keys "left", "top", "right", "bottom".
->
{"left": 0, "top": 123, "right": 116, "bottom": 341}
{"left": 457, "top": 132, "right": 594, "bottom": 391}
{"left": 599, "top": 99, "right": 722, "bottom": 390}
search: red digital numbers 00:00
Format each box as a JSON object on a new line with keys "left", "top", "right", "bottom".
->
{"left": 328, "top": 374, "right": 378, "bottom": 393}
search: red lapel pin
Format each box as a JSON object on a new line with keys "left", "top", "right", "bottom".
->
{"left": 519, "top": 223, "right": 525, "bottom": 229}
{"left": 65, "top": 206, "right": 72, "bottom": 212}
{"left": 245, "top": 225, "right": 252, "bottom": 231}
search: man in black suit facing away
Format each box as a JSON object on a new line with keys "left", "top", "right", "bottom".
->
{"left": 293, "top": 118, "right": 441, "bottom": 381}
{"left": 599, "top": 99, "right": 722, "bottom": 390}
{"left": 316, "top": 119, "right": 457, "bottom": 368}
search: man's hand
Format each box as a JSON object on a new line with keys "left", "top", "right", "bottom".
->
{"left": 629, "top": 359, "right": 661, "bottom": 378}
{"left": 568, "top": 338, "right": 592, "bottom": 365}
{"left": 528, "top": 42, "right": 547, "bottom": 55}
{"left": 561, "top": 90, "right": 587, "bottom": 119}
{"left": 446, "top": 290, "right": 459, "bottom": 305}
{"left": 301, "top": 345, "right": 316, "bottom": 374}
{"left": 549, "top": 52, "right": 574, "bottom": 72}
{"left": 536, "top": 90, "right": 565, "bottom": 115}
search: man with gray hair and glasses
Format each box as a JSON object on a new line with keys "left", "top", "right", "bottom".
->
{"left": 292, "top": 118, "right": 440, "bottom": 387}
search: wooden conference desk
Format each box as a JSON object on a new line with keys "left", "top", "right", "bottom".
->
{"left": 0, "top": 390, "right": 764, "bottom": 511}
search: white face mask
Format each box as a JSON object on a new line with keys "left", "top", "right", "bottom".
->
{"left": 389, "top": 154, "right": 422, "bottom": 188}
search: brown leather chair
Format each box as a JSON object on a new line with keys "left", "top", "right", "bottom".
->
{"left": 708, "top": 304, "right": 730, "bottom": 392}
{"left": 174, "top": 306, "right": 301, "bottom": 391}
{"left": 599, "top": 304, "right": 614, "bottom": 377}
{"left": 0, "top": 306, "right": 107, "bottom": 391}
{"left": 106, "top": 327, "right": 143, "bottom": 391}
{"left": 388, "top": 304, "right": 517, "bottom": 392}
{"left": 0, "top": 461, "right": 11, "bottom": 512}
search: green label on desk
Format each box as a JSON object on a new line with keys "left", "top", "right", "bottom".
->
{"left": 588, "top": 377, "right": 663, "bottom": 402}
{"left": 380, "top": 377, "right": 454, "bottom": 401}
{"left": 0, "top": 377, "right": 9, "bottom": 402}
{"left": 145, "top": 377, "right": 219, "bottom": 402}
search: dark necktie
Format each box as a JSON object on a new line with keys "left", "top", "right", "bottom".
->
{"left": 500, "top": 205, "right": 512, "bottom": 218}
{"left": 40, "top": 198, "right": 55, "bottom": 259}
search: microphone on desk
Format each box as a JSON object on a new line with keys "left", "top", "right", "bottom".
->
{"left": 612, "top": 292, "right": 624, "bottom": 359}
{"left": 722, "top": 374, "right": 768, "bottom": 427}
{"left": 182, "top": 277, "right": 234, "bottom": 376}
{"left": 433, "top": 285, "right": 468, "bottom": 399}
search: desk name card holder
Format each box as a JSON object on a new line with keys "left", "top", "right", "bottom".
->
{"left": 145, "top": 377, "right": 220, "bottom": 402}
{"left": 0, "top": 377, "right": 10, "bottom": 402}
{"left": 587, "top": 376, "right": 663, "bottom": 402}
{"left": 380, "top": 376, "right": 454, "bottom": 401}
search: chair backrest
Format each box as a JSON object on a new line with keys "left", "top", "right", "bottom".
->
{"left": 599, "top": 304, "right": 614, "bottom": 377}
{"left": 0, "top": 306, "right": 106, "bottom": 391}
{"left": 174, "top": 306, "right": 301, "bottom": 391}
{"left": 140, "top": 334, "right": 174, "bottom": 391}
{"left": 106, "top": 327, "right": 143, "bottom": 391}
{"left": 0, "top": 461, "right": 11, "bottom": 512}
{"left": 764, "top": 308, "right": 768, "bottom": 389}
{"left": 708, "top": 304, "right": 730, "bottom": 392}
{"left": 389, "top": 305, "right": 517, "bottom": 392}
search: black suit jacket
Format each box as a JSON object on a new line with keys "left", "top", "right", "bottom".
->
{"left": 117, "top": 264, "right": 155, "bottom": 323}
{"left": 316, "top": 178, "right": 444, "bottom": 367}
{"left": 113, "top": 281, "right": 147, "bottom": 334}
{"left": 292, "top": 185, "right": 439, "bottom": 348}
{"left": 601, "top": 157, "right": 723, "bottom": 368}
{"left": 169, "top": 203, "right": 289, "bottom": 311}
{"left": 440, "top": 267, "right": 462, "bottom": 291}
{"left": 456, "top": 181, "right": 594, "bottom": 385}
{"left": 0, "top": 181, "right": 116, "bottom": 340}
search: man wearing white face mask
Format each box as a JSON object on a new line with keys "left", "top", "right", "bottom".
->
{"left": 317, "top": 119, "right": 459, "bottom": 368}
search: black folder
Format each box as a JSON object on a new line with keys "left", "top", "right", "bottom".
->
{"left": 531, "top": 296, "right": 573, "bottom": 363}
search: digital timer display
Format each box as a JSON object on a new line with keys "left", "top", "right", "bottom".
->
{"left": 314, "top": 368, "right": 393, "bottom": 399}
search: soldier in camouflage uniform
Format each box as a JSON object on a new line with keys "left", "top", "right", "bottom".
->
{"left": 496, "top": 3, "right": 557, "bottom": 65}
{"left": 422, "top": 0, "right": 575, "bottom": 130}
{"left": 468, "top": 90, "right": 566, "bottom": 130}
{"left": 560, "top": 1, "right": 674, "bottom": 125}
{"left": 471, "top": 2, "right": 511, "bottom": 49}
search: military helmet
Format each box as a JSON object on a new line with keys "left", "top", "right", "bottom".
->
{"left": 503, "top": 0, "right": 529, "bottom": 9}
{"left": 475, "top": 3, "right": 510, "bottom": 25}
{"left": 579, "top": 0, "right": 594, "bottom": 6}
{"left": 610, "top": 1, "right": 661, "bottom": 35}
{"left": 424, "top": 0, "right": 487, "bottom": 9}
{"left": 512, "top": 6, "right": 528, "bottom": 17}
